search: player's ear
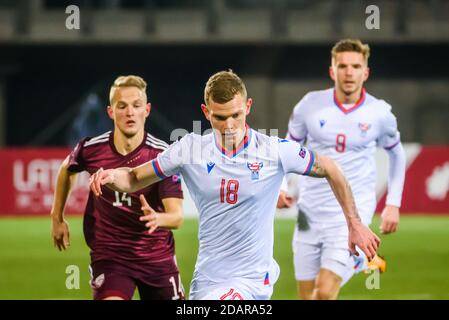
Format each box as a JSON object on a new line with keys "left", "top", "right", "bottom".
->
{"left": 329, "top": 66, "right": 336, "bottom": 81}
{"left": 107, "top": 105, "right": 114, "bottom": 120}
{"left": 245, "top": 98, "right": 253, "bottom": 115}
{"left": 201, "top": 104, "right": 211, "bottom": 120}
{"left": 146, "top": 103, "right": 151, "bottom": 118}
{"left": 364, "top": 67, "right": 370, "bottom": 81}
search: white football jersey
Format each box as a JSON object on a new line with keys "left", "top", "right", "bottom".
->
{"left": 151, "top": 128, "right": 314, "bottom": 285}
{"left": 288, "top": 88, "right": 401, "bottom": 224}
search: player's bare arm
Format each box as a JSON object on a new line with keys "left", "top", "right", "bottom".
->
{"left": 50, "top": 155, "right": 78, "bottom": 251}
{"left": 139, "top": 195, "right": 183, "bottom": 234}
{"left": 308, "top": 152, "right": 381, "bottom": 260}
{"left": 379, "top": 143, "right": 405, "bottom": 234}
{"left": 89, "top": 160, "right": 161, "bottom": 196}
{"left": 308, "top": 153, "right": 359, "bottom": 223}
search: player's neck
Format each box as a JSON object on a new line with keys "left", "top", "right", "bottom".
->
{"left": 113, "top": 129, "right": 144, "bottom": 155}
{"left": 215, "top": 126, "right": 248, "bottom": 153}
{"left": 335, "top": 88, "right": 363, "bottom": 104}
{"left": 218, "top": 136, "right": 240, "bottom": 152}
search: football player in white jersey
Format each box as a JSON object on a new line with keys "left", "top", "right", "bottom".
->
{"left": 89, "top": 70, "right": 380, "bottom": 300}
{"left": 278, "top": 39, "right": 406, "bottom": 300}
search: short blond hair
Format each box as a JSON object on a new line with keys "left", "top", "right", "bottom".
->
{"left": 109, "top": 75, "right": 147, "bottom": 105}
{"left": 204, "top": 70, "right": 247, "bottom": 106}
{"left": 331, "top": 39, "right": 370, "bottom": 64}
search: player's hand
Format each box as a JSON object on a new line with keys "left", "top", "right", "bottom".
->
{"left": 89, "top": 168, "right": 115, "bottom": 197}
{"left": 348, "top": 221, "right": 381, "bottom": 261}
{"left": 380, "top": 205, "right": 400, "bottom": 234}
{"left": 51, "top": 218, "right": 70, "bottom": 251}
{"left": 139, "top": 194, "right": 159, "bottom": 234}
{"left": 277, "top": 191, "right": 294, "bottom": 209}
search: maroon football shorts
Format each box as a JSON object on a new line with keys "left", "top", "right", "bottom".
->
{"left": 89, "top": 260, "right": 185, "bottom": 300}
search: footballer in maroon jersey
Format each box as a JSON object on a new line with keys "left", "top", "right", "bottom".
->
{"left": 51, "top": 76, "right": 184, "bottom": 300}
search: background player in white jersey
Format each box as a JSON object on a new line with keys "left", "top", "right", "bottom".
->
{"left": 89, "top": 70, "right": 380, "bottom": 300}
{"left": 278, "top": 39, "right": 406, "bottom": 300}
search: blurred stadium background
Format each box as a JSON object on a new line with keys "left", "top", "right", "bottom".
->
{"left": 0, "top": 0, "right": 448, "bottom": 300}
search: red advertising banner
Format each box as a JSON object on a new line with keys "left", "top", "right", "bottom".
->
{"left": 0, "top": 146, "right": 448, "bottom": 216}
{"left": 376, "top": 146, "right": 449, "bottom": 214}
{"left": 0, "top": 149, "right": 89, "bottom": 215}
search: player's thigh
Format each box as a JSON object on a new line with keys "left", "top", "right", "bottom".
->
{"left": 137, "top": 274, "right": 185, "bottom": 300}
{"left": 89, "top": 261, "right": 136, "bottom": 300}
{"left": 292, "top": 228, "right": 321, "bottom": 282}
{"left": 316, "top": 236, "right": 352, "bottom": 299}
{"left": 320, "top": 224, "right": 353, "bottom": 278}
{"left": 297, "top": 280, "right": 315, "bottom": 300}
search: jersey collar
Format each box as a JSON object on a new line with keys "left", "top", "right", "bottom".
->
{"left": 109, "top": 129, "right": 147, "bottom": 158}
{"left": 214, "top": 124, "right": 252, "bottom": 158}
{"left": 333, "top": 88, "right": 366, "bottom": 114}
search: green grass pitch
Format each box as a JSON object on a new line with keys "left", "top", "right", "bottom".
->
{"left": 0, "top": 215, "right": 448, "bottom": 299}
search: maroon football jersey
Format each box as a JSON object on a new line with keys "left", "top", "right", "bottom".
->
{"left": 68, "top": 131, "right": 183, "bottom": 279}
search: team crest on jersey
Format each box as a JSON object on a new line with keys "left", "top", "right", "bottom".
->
{"left": 247, "top": 162, "right": 263, "bottom": 180}
{"left": 358, "top": 122, "right": 371, "bottom": 136}
{"left": 319, "top": 119, "right": 326, "bottom": 128}
{"left": 299, "top": 147, "right": 307, "bottom": 158}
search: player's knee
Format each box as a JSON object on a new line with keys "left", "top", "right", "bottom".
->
{"left": 313, "top": 286, "right": 336, "bottom": 300}
{"left": 299, "top": 291, "right": 313, "bottom": 300}
{"left": 298, "top": 284, "right": 314, "bottom": 300}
